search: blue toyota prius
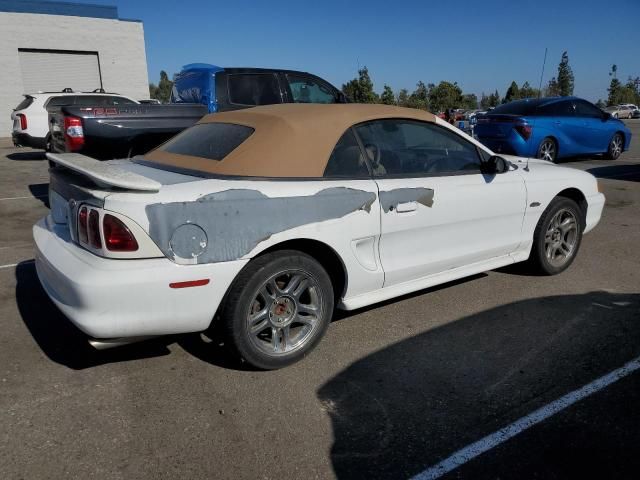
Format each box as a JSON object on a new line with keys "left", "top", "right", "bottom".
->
{"left": 474, "top": 97, "right": 632, "bottom": 162}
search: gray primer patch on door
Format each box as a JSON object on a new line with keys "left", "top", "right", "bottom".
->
{"left": 145, "top": 187, "right": 377, "bottom": 263}
{"left": 379, "top": 187, "right": 434, "bottom": 213}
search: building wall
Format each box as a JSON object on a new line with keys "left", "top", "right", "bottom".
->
{"left": 0, "top": 12, "right": 149, "bottom": 134}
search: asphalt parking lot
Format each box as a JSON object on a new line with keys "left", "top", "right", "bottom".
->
{"left": 1, "top": 123, "right": 639, "bottom": 479}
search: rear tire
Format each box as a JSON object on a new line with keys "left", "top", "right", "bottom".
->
{"left": 220, "top": 250, "right": 334, "bottom": 370}
{"left": 536, "top": 137, "right": 557, "bottom": 163}
{"left": 528, "top": 197, "right": 583, "bottom": 275}
{"left": 605, "top": 133, "right": 623, "bottom": 160}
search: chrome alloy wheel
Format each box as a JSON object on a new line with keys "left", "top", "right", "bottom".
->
{"left": 539, "top": 139, "right": 556, "bottom": 162}
{"left": 544, "top": 208, "right": 579, "bottom": 268}
{"left": 610, "top": 135, "right": 623, "bottom": 158}
{"left": 246, "top": 270, "right": 323, "bottom": 355}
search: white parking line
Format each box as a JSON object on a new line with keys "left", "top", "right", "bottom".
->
{"left": 411, "top": 355, "right": 640, "bottom": 480}
{"left": 0, "top": 259, "right": 34, "bottom": 270}
{"left": 0, "top": 195, "right": 48, "bottom": 201}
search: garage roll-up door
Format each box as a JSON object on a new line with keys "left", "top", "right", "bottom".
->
{"left": 18, "top": 49, "right": 102, "bottom": 93}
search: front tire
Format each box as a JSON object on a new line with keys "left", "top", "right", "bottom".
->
{"left": 220, "top": 250, "right": 334, "bottom": 370}
{"left": 528, "top": 197, "right": 583, "bottom": 275}
{"left": 605, "top": 133, "right": 623, "bottom": 160}
{"left": 537, "top": 137, "right": 557, "bottom": 163}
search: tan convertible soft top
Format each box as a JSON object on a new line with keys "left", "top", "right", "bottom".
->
{"left": 144, "top": 103, "right": 436, "bottom": 178}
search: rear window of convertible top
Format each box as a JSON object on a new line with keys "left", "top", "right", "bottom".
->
{"left": 159, "top": 123, "right": 254, "bottom": 161}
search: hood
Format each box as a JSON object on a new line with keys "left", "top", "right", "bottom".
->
{"left": 501, "top": 154, "right": 556, "bottom": 168}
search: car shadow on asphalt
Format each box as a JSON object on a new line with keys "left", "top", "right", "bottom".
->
{"left": 28, "top": 183, "right": 50, "bottom": 208}
{"left": 7, "top": 151, "right": 46, "bottom": 161}
{"left": 587, "top": 164, "right": 640, "bottom": 182}
{"left": 317, "top": 291, "right": 640, "bottom": 480}
{"left": 15, "top": 261, "right": 173, "bottom": 369}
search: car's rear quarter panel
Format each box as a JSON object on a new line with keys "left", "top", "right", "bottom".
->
{"left": 104, "top": 178, "right": 385, "bottom": 301}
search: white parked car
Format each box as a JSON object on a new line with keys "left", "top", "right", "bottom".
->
{"left": 11, "top": 89, "right": 138, "bottom": 150}
{"left": 35, "top": 104, "right": 605, "bottom": 369}
{"left": 605, "top": 104, "right": 635, "bottom": 119}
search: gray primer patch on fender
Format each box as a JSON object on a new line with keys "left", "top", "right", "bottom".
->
{"left": 145, "top": 187, "right": 377, "bottom": 263}
{"left": 379, "top": 187, "right": 434, "bottom": 213}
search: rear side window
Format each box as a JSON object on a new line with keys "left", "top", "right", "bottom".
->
{"left": 15, "top": 96, "right": 34, "bottom": 111}
{"left": 45, "top": 96, "right": 75, "bottom": 108}
{"left": 228, "top": 74, "right": 281, "bottom": 106}
{"left": 324, "top": 130, "right": 369, "bottom": 177}
{"left": 160, "top": 123, "right": 254, "bottom": 161}
{"left": 537, "top": 101, "right": 575, "bottom": 117}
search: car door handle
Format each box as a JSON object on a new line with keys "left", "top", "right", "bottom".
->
{"left": 394, "top": 201, "right": 418, "bottom": 213}
{"left": 553, "top": 121, "right": 561, "bottom": 125}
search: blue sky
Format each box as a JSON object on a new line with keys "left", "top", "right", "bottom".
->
{"left": 81, "top": 0, "right": 638, "bottom": 101}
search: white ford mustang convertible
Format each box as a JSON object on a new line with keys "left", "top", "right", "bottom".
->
{"left": 35, "top": 104, "right": 605, "bottom": 369}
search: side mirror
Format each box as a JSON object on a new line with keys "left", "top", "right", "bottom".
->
{"left": 602, "top": 111, "right": 612, "bottom": 120}
{"left": 483, "top": 155, "right": 509, "bottom": 174}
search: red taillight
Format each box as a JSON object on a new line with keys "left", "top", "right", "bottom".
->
{"left": 88, "top": 209, "right": 102, "bottom": 248}
{"left": 103, "top": 214, "right": 138, "bottom": 252}
{"left": 78, "top": 206, "right": 88, "bottom": 243}
{"left": 515, "top": 124, "right": 533, "bottom": 140}
{"left": 17, "top": 113, "right": 27, "bottom": 130}
{"left": 64, "top": 116, "right": 84, "bottom": 151}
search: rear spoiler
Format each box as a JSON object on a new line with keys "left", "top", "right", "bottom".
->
{"left": 46, "top": 153, "right": 161, "bottom": 192}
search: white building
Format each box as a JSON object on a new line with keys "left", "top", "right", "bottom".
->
{"left": 0, "top": 0, "right": 149, "bottom": 134}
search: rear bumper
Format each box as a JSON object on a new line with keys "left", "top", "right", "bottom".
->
{"left": 12, "top": 132, "right": 46, "bottom": 149}
{"left": 584, "top": 192, "right": 605, "bottom": 234}
{"left": 34, "top": 215, "right": 247, "bottom": 338}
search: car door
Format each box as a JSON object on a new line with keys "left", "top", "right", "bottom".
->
{"left": 550, "top": 99, "right": 592, "bottom": 155}
{"left": 354, "top": 119, "right": 527, "bottom": 286}
{"left": 573, "top": 99, "right": 613, "bottom": 153}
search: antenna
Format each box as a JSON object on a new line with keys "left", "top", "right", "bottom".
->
{"left": 537, "top": 47, "right": 547, "bottom": 99}
{"left": 526, "top": 47, "right": 548, "bottom": 172}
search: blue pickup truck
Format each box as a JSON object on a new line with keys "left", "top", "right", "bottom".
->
{"left": 171, "top": 63, "right": 347, "bottom": 113}
{"left": 49, "top": 64, "right": 346, "bottom": 158}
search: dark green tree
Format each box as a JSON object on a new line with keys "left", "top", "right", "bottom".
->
{"left": 556, "top": 51, "right": 574, "bottom": 96}
{"left": 625, "top": 76, "right": 640, "bottom": 105}
{"left": 380, "top": 85, "right": 396, "bottom": 105}
{"left": 396, "top": 88, "right": 409, "bottom": 107}
{"left": 461, "top": 93, "right": 478, "bottom": 110}
{"left": 487, "top": 89, "right": 501, "bottom": 107}
{"left": 607, "top": 78, "right": 622, "bottom": 106}
{"left": 503, "top": 81, "right": 520, "bottom": 103}
{"left": 545, "top": 77, "right": 560, "bottom": 97}
{"left": 342, "top": 67, "right": 379, "bottom": 103}
{"left": 608, "top": 76, "right": 640, "bottom": 106}
{"left": 595, "top": 99, "right": 606, "bottom": 109}
{"left": 479, "top": 92, "right": 490, "bottom": 109}
{"left": 407, "top": 81, "right": 429, "bottom": 110}
{"left": 149, "top": 70, "right": 173, "bottom": 103}
{"left": 428, "top": 81, "right": 463, "bottom": 112}
{"left": 519, "top": 81, "right": 540, "bottom": 99}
